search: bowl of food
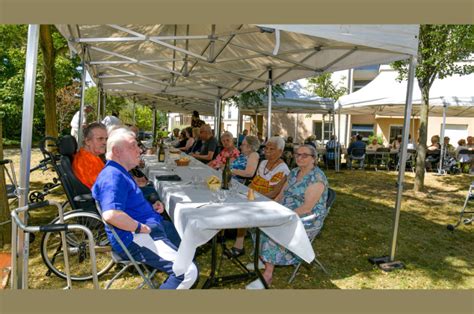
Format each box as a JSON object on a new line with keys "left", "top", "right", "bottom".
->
{"left": 206, "top": 175, "right": 221, "bottom": 190}
{"left": 175, "top": 157, "right": 191, "bottom": 166}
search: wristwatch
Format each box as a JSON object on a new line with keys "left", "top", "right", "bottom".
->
{"left": 134, "top": 222, "right": 142, "bottom": 234}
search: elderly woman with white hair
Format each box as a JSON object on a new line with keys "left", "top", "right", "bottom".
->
{"left": 227, "top": 137, "right": 290, "bottom": 258}
{"left": 246, "top": 144, "right": 329, "bottom": 289}
{"left": 249, "top": 136, "right": 290, "bottom": 199}
{"left": 208, "top": 131, "right": 240, "bottom": 169}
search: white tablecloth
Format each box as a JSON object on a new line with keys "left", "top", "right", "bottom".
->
{"left": 143, "top": 153, "right": 315, "bottom": 276}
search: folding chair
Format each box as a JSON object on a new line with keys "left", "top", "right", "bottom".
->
{"left": 288, "top": 187, "right": 336, "bottom": 284}
{"left": 95, "top": 201, "right": 157, "bottom": 289}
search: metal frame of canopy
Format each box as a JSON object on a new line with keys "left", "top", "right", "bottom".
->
{"left": 13, "top": 24, "right": 419, "bottom": 288}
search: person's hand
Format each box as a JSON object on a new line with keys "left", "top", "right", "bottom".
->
{"left": 153, "top": 201, "right": 165, "bottom": 214}
{"left": 134, "top": 176, "right": 148, "bottom": 187}
{"left": 140, "top": 224, "right": 151, "bottom": 234}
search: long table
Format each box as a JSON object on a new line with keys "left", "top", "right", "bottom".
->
{"left": 143, "top": 153, "right": 315, "bottom": 287}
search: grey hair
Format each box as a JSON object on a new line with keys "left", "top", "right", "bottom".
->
{"left": 106, "top": 127, "right": 136, "bottom": 160}
{"left": 83, "top": 122, "right": 106, "bottom": 144}
{"left": 244, "top": 135, "right": 260, "bottom": 152}
{"left": 221, "top": 131, "right": 234, "bottom": 140}
{"left": 296, "top": 144, "right": 318, "bottom": 164}
{"left": 267, "top": 136, "right": 285, "bottom": 151}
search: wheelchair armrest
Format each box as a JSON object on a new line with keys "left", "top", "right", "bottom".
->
{"left": 73, "top": 193, "right": 93, "bottom": 202}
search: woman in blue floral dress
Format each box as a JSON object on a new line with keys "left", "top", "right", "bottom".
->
{"left": 246, "top": 144, "right": 329, "bottom": 289}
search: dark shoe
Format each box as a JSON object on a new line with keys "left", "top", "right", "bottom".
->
{"left": 228, "top": 247, "right": 245, "bottom": 258}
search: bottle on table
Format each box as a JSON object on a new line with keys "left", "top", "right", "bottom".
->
{"left": 221, "top": 157, "right": 231, "bottom": 190}
{"left": 158, "top": 139, "right": 165, "bottom": 162}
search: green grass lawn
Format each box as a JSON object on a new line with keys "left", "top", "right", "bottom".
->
{"left": 2, "top": 149, "right": 473, "bottom": 289}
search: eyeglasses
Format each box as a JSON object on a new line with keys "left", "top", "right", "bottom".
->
{"left": 294, "top": 153, "right": 315, "bottom": 159}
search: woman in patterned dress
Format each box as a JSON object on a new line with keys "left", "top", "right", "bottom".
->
{"left": 246, "top": 144, "right": 329, "bottom": 289}
{"left": 208, "top": 131, "right": 240, "bottom": 170}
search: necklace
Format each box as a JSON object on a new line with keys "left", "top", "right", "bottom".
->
{"left": 263, "top": 160, "right": 280, "bottom": 176}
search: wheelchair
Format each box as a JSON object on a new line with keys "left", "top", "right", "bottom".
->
{"left": 38, "top": 135, "right": 114, "bottom": 281}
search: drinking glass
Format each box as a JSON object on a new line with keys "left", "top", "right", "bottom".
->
{"left": 216, "top": 189, "right": 227, "bottom": 204}
{"left": 191, "top": 175, "right": 200, "bottom": 189}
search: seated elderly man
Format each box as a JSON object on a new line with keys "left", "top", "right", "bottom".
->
{"left": 72, "top": 124, "right": 180, "bottom": 247}
{"left": 190, "top": 124, "right": 217, "bottom": 164}
{"left": 92, "top": 128, "right": 198, "bottom": 289}
{"left": 246, "top": 144, "right": 329, "bottom": 289}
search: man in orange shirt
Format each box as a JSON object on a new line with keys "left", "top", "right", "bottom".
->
{"left": 72, "top": 122, "right": 108, "bottom": 189}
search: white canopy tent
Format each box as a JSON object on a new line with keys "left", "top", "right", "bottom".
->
{"left": 336, "top": 66, "right": 474, "bottom": 174}
{"left": 336, "top": 66, "right": 474, "bottom": 116}
{"left": 13, "top": 24, "right": 419, "bottom": 288}
{"left": 240, "top": 80, "right": 334, "bottom": 115}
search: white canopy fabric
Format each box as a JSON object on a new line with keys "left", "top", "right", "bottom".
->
{"left": 239, "top": 80, "right": 334, "bottom": 114}
{"left": 56, "top": 24, "right": 419, "bottom": 113}
{"left": 336, "top": 66, "right": 474, "bottom": 116}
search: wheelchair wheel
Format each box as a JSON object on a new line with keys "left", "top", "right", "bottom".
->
{"left": 40, "top": 210, "right": 114, "bottom": 281}
{"left": 29, "top": 191, "right": 45, "bottom": 203}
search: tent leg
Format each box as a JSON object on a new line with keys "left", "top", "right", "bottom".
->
{"left": 381, "top": 56, "right": 417, "bottom": 271}
{"left": 77, "top": 45, "right": 87, "bottom": 147}
{"left": 436, "top": 102, "right": 447, "bottom": 175}
{"left": 14, "top": 24, "right": 40, "bottom": 290}
{"left": 266, "top": 69, "right": 273, "bottom": 141}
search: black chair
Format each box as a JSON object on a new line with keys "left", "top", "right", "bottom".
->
{"left": 457, "top": 149, "right": 474, "bottom": 173}
{"left": 348, "top": 147, "right": 366, "bottom": 170}
{"left": 54, "top": 135, "right": 97, "bottom": 212}
{"left": 425, "top": 149, "right": 441, "bottom": 171}
{"left": 288, "top": 187, "right": 336, "bottom": 283}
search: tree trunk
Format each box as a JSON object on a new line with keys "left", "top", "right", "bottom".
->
{"left": 414, "top": 87, "right": 430, "bottom": 192}
{"left": 40, "top": 25, "right": 58, "bottom": 138}
{"left": 0, "top": 112, "right": 12, "bottom": 248}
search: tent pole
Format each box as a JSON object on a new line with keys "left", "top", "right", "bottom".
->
{"left": 13, "top": 24, "right": 39, "bottom": 290}
{"left": 152, "top": 102, "right": 157, "bottom": 144}
{"left": 266, "top": 69, "right": 273, "bottom": 141}
{"left": 294, "top": 114, "right": 298, "bottom": 143}
{"left": 336, "top": 106, "right": 342, "bottom": 172}
{"left": 237, "top": 106, "right": 243, "bottom": 146}
{"left": 321, "top": 114, "right": 325, "bottom": 143}
{"left": 215, "top": 88, "right": 222, "bottom": 142}
{"left": 389, "top": 56, "right": 417, "bottom": 265}
{"left": 77, "top": 45, "right": 88, "bottom": 147}
{"left": 96, "top": 82, "right": 102, "bottom": 122}
{"left": 132, "top": 97, "right": 136, "bottom": 125}
{"left": 437, "top": 101, "right": 447, "bottom": 175}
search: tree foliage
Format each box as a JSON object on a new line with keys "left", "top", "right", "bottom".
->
{"left": 0, "top": 25, "right": 80, "bottom": 142}
{"left": 307, "top": 72, "right": 348, "bottom": 100}
{"left": 229, "top": 84, "right": 285, "bottom": 110}
{"left": 392, "top": 25, "right": 473, "bottom": 191}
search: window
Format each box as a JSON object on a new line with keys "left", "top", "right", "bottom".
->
{"left": 351, "top": 124, "right": 374, "bottom": 141}
{"left": 389, "top": 125, "right": 403, "bottom": 143}
{"left": 313, "top": 121, "right": 333, "bottom": 141}
{"left": 227, "top": 109, "right": 232, "bottom": 119}
{"left": 313, "top": 121, "right": 322, "bottom": 140}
